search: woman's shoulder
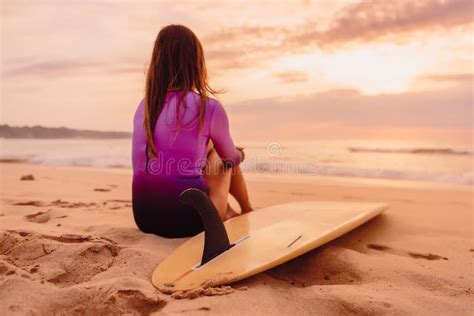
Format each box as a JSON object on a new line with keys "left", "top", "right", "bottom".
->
{"left": 207, "top": 96, "right": 222, "bottom": 111}
{"left": 135, "top": 97, "right": 145, "bottom": 110}
{"left": 188, "top": 91, "right": 224, "bottom": 114}
{"left": 133, "top": 98, "right": 145, "bottom": 123}
{"left": 202, "top": 94, "right": 224, "bottom": 113}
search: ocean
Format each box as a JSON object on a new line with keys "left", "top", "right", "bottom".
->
{"left": 1, "top": 138, "right": 472, "bottom": 185}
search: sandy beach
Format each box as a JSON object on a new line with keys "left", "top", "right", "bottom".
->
{"left": 0, "top": 162, "right": 472, "bottom": 315}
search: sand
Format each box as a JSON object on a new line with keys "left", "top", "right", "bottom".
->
{"left": 0, "top": 162, "right": 472, "bottom": 315}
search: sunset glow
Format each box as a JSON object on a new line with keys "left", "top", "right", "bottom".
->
{"left": 1, "top": 0, "right": 472, "bottom": 142}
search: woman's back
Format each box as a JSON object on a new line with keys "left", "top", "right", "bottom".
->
{"left": 132, "top": 90, "right": 241, "bottom": 178}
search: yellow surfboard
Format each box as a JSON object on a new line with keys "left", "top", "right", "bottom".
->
{"left": 152, "top": 201, "right": 388, "bottom": 293}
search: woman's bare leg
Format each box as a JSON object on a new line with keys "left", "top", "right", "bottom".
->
{"left": 204, "top": 148, "right": 232, "bottom": 220}
{"left": 229, "top": 166, "right": 254, "bottom": 214}
{"left": 204, "top": 146, "right": 253, "bottom": 220}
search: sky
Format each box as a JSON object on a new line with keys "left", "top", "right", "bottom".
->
{"left": 1, "top": 0, "right": 473, "bottom": 142}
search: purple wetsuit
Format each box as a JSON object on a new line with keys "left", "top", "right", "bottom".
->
{"left": 132, "top": 91, "right": 241, "bottom": 237}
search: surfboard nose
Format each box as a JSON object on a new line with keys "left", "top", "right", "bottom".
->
{"left": 179, "top": 188, "right": 232, "bottom": 266}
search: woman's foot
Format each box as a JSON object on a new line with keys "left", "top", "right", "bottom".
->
{"left": 240, "top": 203, "right": 254, "bottom": 214}
{"left": 223, "top": 204, "right": 240, "bottom": 221}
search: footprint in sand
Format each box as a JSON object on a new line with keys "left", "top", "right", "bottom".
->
{"left": 366, "top": 244, "right": 448, "bottom": 261}
{"left": 94, "top": 188, "right": 111, "bottom": 192}
{"left": 48, "top": 244, "right": 119, "bottom": 286}
{"left": 50, "top": 200, "right": 97, "bottom": 208}
{"left": 1, "top": 231, "right": 121, "bottom": 287}
{"left": 13, "top": 200, "right": 45, "bottom": 207}
{"left": 103, "top": 199, "right": 132, "bottom": 210}
{"left": 267, "top": 247, "right": 363, "bottom": 287}
{"left": 93, "top": 184, "right": 118, "bottom": 192}
{"left": 103, "top": 289, "right": 166, "bottom": 314}
{"left": 13, "top": 199, "right": 96, "bottom": 209}
{"left": 25, "top": 211, "right": 50, "bottom": 223}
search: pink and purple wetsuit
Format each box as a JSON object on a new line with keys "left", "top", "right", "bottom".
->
{"left": 132, "top": 91, "right": 241, "bottom": 237}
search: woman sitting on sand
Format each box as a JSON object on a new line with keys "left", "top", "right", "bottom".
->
{"left": 131, "top": 25, "right": 253, "bottom": 238}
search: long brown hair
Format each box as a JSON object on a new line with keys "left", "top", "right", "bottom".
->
{"left": 144, "top": 24, "right": 218, "bottom": 157}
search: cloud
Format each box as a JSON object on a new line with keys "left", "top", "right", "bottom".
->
{"left": 273, "top": 70, "right": 309, "bottom": 84}
{"left": 3, "top": 58, "right": 146, "bottom": 78}
{"left": 227, "top": 82, "right": 473, "bottom": 140}
{"left": 3, "top": 60, "right": 102, "bottom": 77}
{"left": 419, "top": 73, "right": 474, "bottom": 82}
{"left": 204, "top": 0, "right": 473, "bottom": 69}
{"left": 290, "top": 0, "right": 473, "bottom": 47}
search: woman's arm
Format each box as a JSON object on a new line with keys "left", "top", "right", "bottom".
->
{"left": 209, "top": 101, "right": 242, "bottom": 168}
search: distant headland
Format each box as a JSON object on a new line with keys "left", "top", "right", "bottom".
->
{"left": 0, "top": 124, "right": 131, "bottom": 139}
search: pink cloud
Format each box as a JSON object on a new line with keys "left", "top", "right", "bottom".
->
{"left": 273, "top": 70, "right": 309, "bottom": 84}
{"left": 204, "top": 0, "right": 473, "bottom": 69}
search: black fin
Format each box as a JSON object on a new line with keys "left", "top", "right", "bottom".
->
{"left": 179, "top": 188, "right": 232, "bottom": 266}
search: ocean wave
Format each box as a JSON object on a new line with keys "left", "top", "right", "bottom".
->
{"left": 315, "top": 165, "right": 473, "bottom": 185}
{"left": 0, "top": 155, "right": 131, "bottom": 169}
{"left": 241, "top": 161, "right": 473, "bottom": 185}
{"left": 348, "top": 147, "right": 473, "bottom": 156}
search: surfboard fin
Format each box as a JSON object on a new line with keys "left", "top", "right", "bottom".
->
{"left": 179, "top": 188, "right": 232, "bottom": 266}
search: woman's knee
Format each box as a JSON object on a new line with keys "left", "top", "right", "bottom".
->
{"left": 206, "top": 141, "right": 214, "bottom": 156}
{"left": 205, "top": 150, "right": 230, "bottom": 179}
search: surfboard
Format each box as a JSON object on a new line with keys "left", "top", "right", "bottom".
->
{"left": 152, "top": 201, "right": 388, "bottom": 293}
